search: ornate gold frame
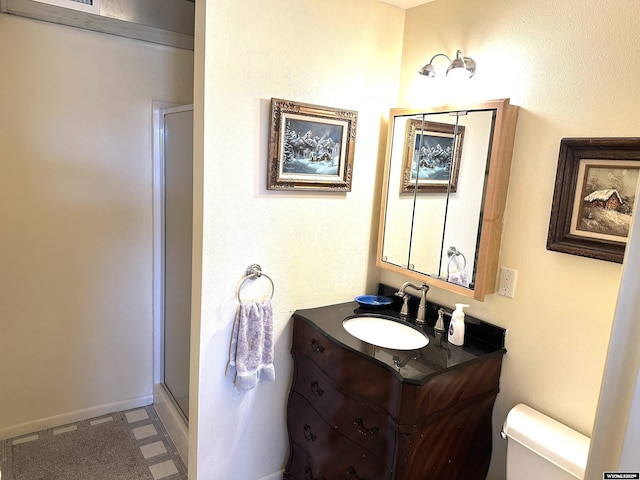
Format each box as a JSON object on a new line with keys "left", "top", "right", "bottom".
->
{"left": 401, "top": 119, "right": 465, "bottom": 193}
{"left": 267, "top": 98, "right": 358, "bottom": 191}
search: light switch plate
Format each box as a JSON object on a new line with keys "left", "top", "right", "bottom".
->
{"left": 498, "top": 267, "right": 517, "bottom": 298}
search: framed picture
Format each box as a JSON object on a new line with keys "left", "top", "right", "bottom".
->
{"left": 34, "top": 0, "right": 100, "bottom": 14}
{"left": 401, "top": 119, "right": 465, "bottom": 193}
{"left": 547, "top": 137, "right": 640, "bottom": 263}
{"left": 267, "top": 98, "right": 358, "bottom": 191}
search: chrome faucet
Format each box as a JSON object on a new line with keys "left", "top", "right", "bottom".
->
{"left": 395, "top": 282, "right": 430, "bottom": 324}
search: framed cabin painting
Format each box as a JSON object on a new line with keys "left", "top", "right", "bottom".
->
{"left": 547, "top": 137, "right": 640, "bottom": 263}
{"left": 401, "top": 119, "right": 465, "bottom": 193}
{"left": 267, "top": 98, "right": 358, "bottom": 191}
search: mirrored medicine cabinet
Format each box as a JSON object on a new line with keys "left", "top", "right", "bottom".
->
{"left": 376, "top": 99, "right": 519, "bottom": 301}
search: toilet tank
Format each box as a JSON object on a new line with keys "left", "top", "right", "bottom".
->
{"left": 502, "top": 404, "right": 590, "bottom": 480}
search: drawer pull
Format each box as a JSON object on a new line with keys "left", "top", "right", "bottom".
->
{"left": 310, "top": 381, "right": 325, "bottom": 397}
{"left": 347, "top": 466, "right": 366, "bottom": 480}
{"left": 303, "top": 424, "right": 317, "bottom": 442}
{"left": 354, "top": 418, "right": 379, "bottom": 436}
{"left": 310, "top": 338, "right": 325, "bottom": 354}
{"left": 304, "top": 466, "right": 325, "bottom": 480}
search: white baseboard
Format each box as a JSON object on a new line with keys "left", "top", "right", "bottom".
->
{"left": 0, "top": 394, "right": 153, "bottom": 441}
{"left": 153, "top": 383, "right": 188, "bottom": 463}
{"left": 258, "top": 472, "right": 284, "bottom": 480}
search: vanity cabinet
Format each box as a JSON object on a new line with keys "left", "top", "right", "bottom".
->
{"left": 283, "top": 303, "right": 506, "bottom": 480}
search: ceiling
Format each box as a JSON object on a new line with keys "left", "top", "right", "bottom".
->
{"left": 380, "top": 0, "right": 434, "bottom": 8}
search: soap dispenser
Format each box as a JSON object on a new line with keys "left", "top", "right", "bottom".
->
{"left": 448, "top": 304, "right": 469, "bottom": 346}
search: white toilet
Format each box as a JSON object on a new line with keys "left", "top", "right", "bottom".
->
{"left": 502, "top": 403, "right": 590, "bottom": 480}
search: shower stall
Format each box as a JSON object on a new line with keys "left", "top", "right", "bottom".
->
{"left": 152, "top": 103, "right": 193, "bottom": 462}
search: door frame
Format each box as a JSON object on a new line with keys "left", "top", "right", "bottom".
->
{"left": 151, "top": 101, "right": 193, "bottom": 462}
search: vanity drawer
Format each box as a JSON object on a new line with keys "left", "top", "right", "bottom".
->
{"left": 284, "top": 445, "right": 323, "bottom": 480}
{"left": 292, "top": 316, "right": 401, "bottom": 416}
{"left": 287, "top": 392, "right": 392, "bottom": 480}
{"left": 285, "top": 443, "right": 393, "bottom": 480}
{"left": 293, "top": 352, "right": 397, "bottom": 467}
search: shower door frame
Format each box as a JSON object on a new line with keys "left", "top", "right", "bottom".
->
{"left": 152, "top": 101, "right": 192, "bottom": 463}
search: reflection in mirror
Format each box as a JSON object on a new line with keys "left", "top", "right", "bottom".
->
{"left": 377, "top": 99, "right": 519, "bottom": 301}
{"left": 410, "top": 111, "right": 469, "bottom": 279}
{"left": 406, "top": 112, "right": 453, "bottom": 276}
{"left": 434, "top": 109, "right": 495, "bottom": 283}
{"left": 380, "top": 114, "right": 440, "bottom": 270}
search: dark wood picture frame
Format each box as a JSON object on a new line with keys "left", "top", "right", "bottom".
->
{"left": 547, "top": 137, "right": 640, "bottom": 263}
{"left": 267, "top": 98, "right": 358, "bottom": 191}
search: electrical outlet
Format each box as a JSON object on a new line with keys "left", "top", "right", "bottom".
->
{"left": 498, "top": 267, "right": 517, "bottom": 298}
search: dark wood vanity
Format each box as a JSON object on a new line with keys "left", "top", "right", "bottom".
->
{"left": 283, "top": 300, "right": 506, "bottom": 480}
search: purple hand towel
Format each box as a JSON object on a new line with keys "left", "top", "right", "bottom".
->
{"left": 227, "top": 299, "right": 275, "bottom": 391}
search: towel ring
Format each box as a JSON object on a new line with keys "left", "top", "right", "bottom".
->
{"left": 446, "top": 246, "right": 467, "bottom": 274}
{"left": 236, "top": 264, "right": 275, "bottom": 302}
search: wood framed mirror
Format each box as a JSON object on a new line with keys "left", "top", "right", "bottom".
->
{"left": 377, "top": 99, "right": 519, "bottom": 301}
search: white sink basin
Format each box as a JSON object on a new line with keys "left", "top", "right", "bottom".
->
{"left": 343, "top": 315, "right": 429, "bottom": 350}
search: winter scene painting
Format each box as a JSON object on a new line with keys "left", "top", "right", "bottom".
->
{"left": 401, "top": 120, "right": 464, "bottom": 193}
{"left": 547, "top": 138, "right": 640, "bottom": 263}
{"left": 572, "top": 160, "right": 639, "bottom": 241}
{"left": 281, "top": 117, "right": 345, "bottom": 176}
{"left": 268, "top": 98, "right": 357, "bottom": 191}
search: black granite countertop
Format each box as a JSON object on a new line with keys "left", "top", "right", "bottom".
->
{"left": 292, "top": 296, "right": 506, "bottom": 386}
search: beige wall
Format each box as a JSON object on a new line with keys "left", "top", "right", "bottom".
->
{"left": 381, "top": 0, "right": 639, "bottom": 477}
{"left": 0, "top": 14, "right": 193, "bottom": 436}
{"left": 192, "top": 1, "right": 404, "bottom": 478}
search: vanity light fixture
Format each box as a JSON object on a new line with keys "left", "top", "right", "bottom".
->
{"left": 418, "top": 50, "right": 476, "bottom": 79}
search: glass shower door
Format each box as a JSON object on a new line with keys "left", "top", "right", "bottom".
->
{"left": 162, "top": 105, "right": 193, "bottom": 420}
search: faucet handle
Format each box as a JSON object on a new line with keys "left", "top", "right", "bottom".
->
{"left": 435, "top": 307, "right": 453, "bottom": 333}
{"left": 397, "top": 293, "right": 410, "bottom": 317}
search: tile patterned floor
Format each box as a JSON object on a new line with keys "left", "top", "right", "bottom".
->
{"left": 0, "top": 405, "right": 187, "bottom": 480}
